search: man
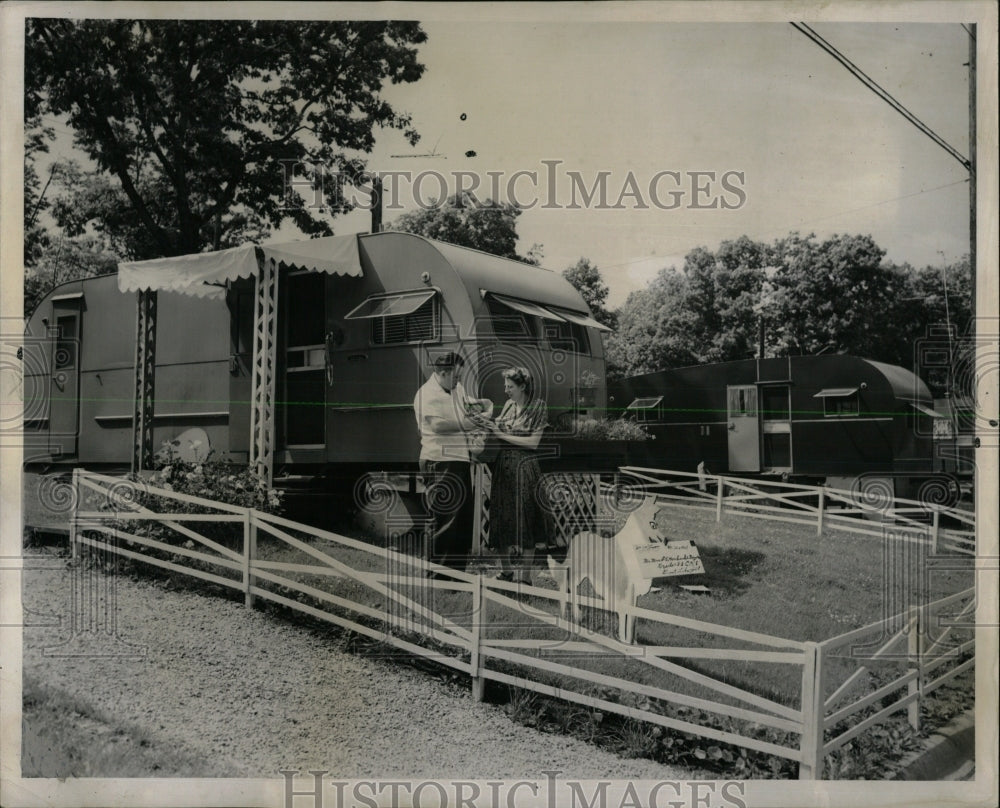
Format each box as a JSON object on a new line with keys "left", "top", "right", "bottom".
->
{"left": 413, "top": 352, "right": 479, "bottom": 573}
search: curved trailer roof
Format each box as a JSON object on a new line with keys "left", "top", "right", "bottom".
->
{"left": 116, "top": 232, "right": 598, "bottom": 320}
{"left": 862, "top": 358, "right": 934, "bottom": 404}
{"left": 426, "top": 237, "right": 590, "bottom": 314}
{"left": 617, "top": 354, "right": 937, "bottom": 407}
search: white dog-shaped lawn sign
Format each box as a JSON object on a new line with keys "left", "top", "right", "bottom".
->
{"left": 547, "top": 496, "right": 701, "bottom": 643}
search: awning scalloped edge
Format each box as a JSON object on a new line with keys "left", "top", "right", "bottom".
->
{"left": 117, "top": 235, "right": 363, "bottom": 298}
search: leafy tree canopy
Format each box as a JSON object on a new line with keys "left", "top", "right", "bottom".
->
{"left": 388, "top": 191, "right": 542, "bottom": 264}
{"left": 24, "top": 113, "right": 55, "bottom": 266}
{"left": 680, "top": 235, "right": 770, "bottom": 362}
{"left": 766, "top": 232, "right": 905, "bottom": 358}
{"left": 25, "top": 235, "right": 119, "bottom": 317}
{"left": 26, "top": 19, "right": 427, "bottom": 259}
{"left": 562, "top": 258, "right": 617, "bottom": 330}
{"left": 605, "top": 232, "right": 974, "bottom": 381}
{"left": 605, "top": 268, "right": 699, "bottom": 380}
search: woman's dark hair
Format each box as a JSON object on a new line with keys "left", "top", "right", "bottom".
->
{"left": 502, "top": 366, "right": 534, "bottom": 400}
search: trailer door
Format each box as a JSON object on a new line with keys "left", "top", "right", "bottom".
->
{"left": 279, "top": 270, "right": 327, "bottom": 452}
{"left": 727, "top": 385, "right": 759, "bottom": 472}
{"left": 760, "top": 384, "right": 792, "bottom": 472}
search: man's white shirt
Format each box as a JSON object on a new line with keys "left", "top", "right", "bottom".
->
{"left": 413, "top": 374, "right": 476, "bottom": 462}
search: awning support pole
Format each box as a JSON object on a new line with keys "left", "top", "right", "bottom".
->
{"left": 131, "top": 289, "right": 157, "bottom": 473}
{"left": 249, "top": 255, "right": 279, "bottom": 485}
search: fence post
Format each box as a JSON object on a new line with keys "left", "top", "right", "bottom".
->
{"left": 243, "top": 509, "right": 256, "bottom": 609}
{"left": 931, "top": 509, "right": 940, "bottom": 554}
{"left": 715, "top": 477, "right": 724, "bottom": 522}
{"left": 816, "top": 487, "right": 825, "bottom": 536}
{"left": 470, "top": 573, "right": 485, "bottom": 702}
{"left": 799, "top": 641, "right": 825, "bottom": 780}
{"left": 907, "top": 604, "right": 923, "bottom": 732}
{"left": 471, "top": 464, "right": 480, "bottom": 556}
{"left": 70, "top": 468, "right": 81, "bottom": 561}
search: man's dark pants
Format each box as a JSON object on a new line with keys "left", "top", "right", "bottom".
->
{"left": 420, "top": 460, "right": 474, "bottom": 572}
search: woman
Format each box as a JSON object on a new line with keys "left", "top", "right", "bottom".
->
{"left": 471, "top": 367, "right": 550, "bottom": 584}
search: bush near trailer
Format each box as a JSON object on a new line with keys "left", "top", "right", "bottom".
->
{"left": 147, "top": 460, "right": 284, "bottom": 515}
{"left": 72, "top": 470, "right": 975, "bottom": 780}
{"left": 562, "top": 417, "right": 652, "bottom": 442}
{"left": 75, "top": 460, "right": 284, "bottom": 595}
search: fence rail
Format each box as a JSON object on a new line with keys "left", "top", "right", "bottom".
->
{"left": 618, "top": 466, "right": 975, "bottom": 551}
{"left": 68, "top": 469, "right": 975, "bottom": 780}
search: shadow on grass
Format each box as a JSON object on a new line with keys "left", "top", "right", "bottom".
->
{"left": 669, "top": 545, "right": 767, "bottom": 597}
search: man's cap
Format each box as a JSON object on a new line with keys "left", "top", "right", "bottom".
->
{"left": 432, "top": 351, "right": 464, "bottom": 368}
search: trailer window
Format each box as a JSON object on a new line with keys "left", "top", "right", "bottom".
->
{"left": 373, "top": 298, "right": 438, "bottom": 344}
{"left": 904, "top": 401, "right": 943, "bottom": 438}
{"left": 627, "top": 396, "right": 662, "bottom": 423}
{"left": 814, "top": 388, "right": 860, "bottom": 417}
{"left": 761, "top": 386, "right": 789, "bottom": 421}
{"left": 932, "top": 417, "right": 954, "bottom": 439}
{"left": 344, "top": 290, "right": 439, "bottom": 346}
{"left": 545, "top": 308, "right": 609, "bottom": 352}
{"left": 545, "top": 320, "right": 590, "bottom": 353}
{"left": 727, "top": 387, "right": 757, "bottom": 417}
{"left": 486, "top": 296, "right": 539, "bottom": 342}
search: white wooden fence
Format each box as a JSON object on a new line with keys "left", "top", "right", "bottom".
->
{"left": 68, "top": 469, "right": 975, "bottom": 780}
{"left": 618, "top": 466, "right": 975, "bottom": 554}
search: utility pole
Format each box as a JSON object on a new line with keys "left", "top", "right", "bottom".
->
{"left": 968, "top": 24, "right": 976, "bottom": 333}
{"left": 371, "top": 175, "right": 384, "bottom": 234}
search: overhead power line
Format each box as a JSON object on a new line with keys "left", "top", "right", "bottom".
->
{"left": 599, "top": 177, "right": 968, "bottom": 274}
{"left": 790, "top": 22, "right": 971, "bottom": 171}
{"left": 765, "top": 177, "right": 969, "bottom": 236}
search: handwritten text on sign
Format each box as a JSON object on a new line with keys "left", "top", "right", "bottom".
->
{"left": 632, "top": 540, "right": 705, "bottom": 579}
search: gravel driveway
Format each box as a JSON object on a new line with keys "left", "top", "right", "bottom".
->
{"left": 21, "top": 551, "right": 696, "bottom": 780}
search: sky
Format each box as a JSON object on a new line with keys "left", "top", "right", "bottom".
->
{"left": 274, "top": 19, "right": 973, "bottom": 307}
{"left": 22, "top": 13, "right": 975, "bottom": 309}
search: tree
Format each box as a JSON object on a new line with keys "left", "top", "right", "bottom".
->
{"left": 562, "top": 258, "right": 616, "bottom": 329}
{"left": 680, "top": 236, "right": 769, "bottom": 363}
{"left": 898, "top": 256, "right": 975, "bottom": 397}
{"left": 26, "top": 19, "right": 427, "bottom": 259}
{"left": 908, "top": 256, "right": 974, "bottom": 339}
{"left": 603, "top": 231, "right": 951, "bottom": 380}
{"left": 25, "top": 235, "right": 119, "bottom": 316}
{"left": 604, "top": 267, "right": 699, "bottom": 379}
{"left": 23, "top": 113, "right": 55, "bottom": 267}
{"left": 766, "top": 233, "right": 911, "bottom": 364}
{"left": 45, "top": 160, "right": 272, "bottom": 262}
{"left": 388, "top": 192, "right": 541, "bottom": 264}
{"left": 711, "top": 236, "right": 771, "bottom": 360}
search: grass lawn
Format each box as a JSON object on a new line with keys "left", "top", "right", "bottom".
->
{"left": 225, "top": 504, "right": 974, "bottom": 778}
{"left": 229, "top": 499, "right": 974, "bottom": 717}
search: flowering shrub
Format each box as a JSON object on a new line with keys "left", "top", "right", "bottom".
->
{"left": 96, "top": 459, "right": 284, "bottom": 565}
{"left": 147, "top": 460, "right": 283, "bottom": 513}
{"left": 569, "top": 416, "right": 651, "bottom": 441}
